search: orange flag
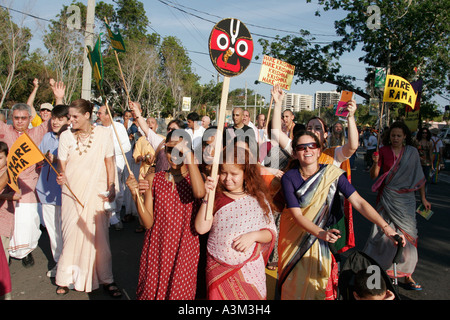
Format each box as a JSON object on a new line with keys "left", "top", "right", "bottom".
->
{"left": 7, "top": 133, "right": 44, "bottom": 193}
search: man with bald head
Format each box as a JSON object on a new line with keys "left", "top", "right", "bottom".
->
{"left": 282, "top": 109, "right": 304, "bottom": 139}
{"left": 224, "top": 107, "right": 257, "bottom": 160}
{"left": 201, "top": 116, "right": 210, "bottom": 129}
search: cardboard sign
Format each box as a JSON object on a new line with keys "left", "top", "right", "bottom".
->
{"left": 258, "top": 55, "right": 295, "bottom": 90}
{"left": 335, "top": 91, "right": 354, "bottom": 117}
{"left": 7, "top": 133, "right": 44, "bottom": 193}
{"left": 182, "top": 97, "right": 191, "bottom": 112}
{"left": 209, "top": 18, "right": 253, "bottom": 77}
{"left": 383, "top": 75, "right": 417, "bottom": 109}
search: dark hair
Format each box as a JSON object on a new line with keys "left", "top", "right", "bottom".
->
{"left": 353, "top": 269, "right": 387, "bottom": 299}
{"left": 187, "top": 112, "right": 199, "bottom": 121}
{"left": 307, "top": 116, "right": 328, "bottom": 133}
{"left": 51, "top": 105, "right": 69, "bottom": 119}
{"left": 417, "top": 127, "right": 431, "bottom": 141}
{"left": 167, "top": 119, "right": 185, "bottom": 130}
{"left": 0, "top": 141, "right": 8, "bottom": 156}
{"left": 382, "top": 121, "right": 413, "bottom": 146}
{"left": 285, "top": 130, "right": 322, "bottom": 171}
{"left": 69, "top": 99, "right": 94, "bottom": 119}
{"left": 218, "top": 145, "right": 275, "bottom": 218}
{"left": 165, "top": 128, "right": 192, "bottom": 152}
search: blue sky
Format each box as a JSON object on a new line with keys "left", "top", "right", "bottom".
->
{"left": 6, "top": 0, "right": 436, "bottom": 108}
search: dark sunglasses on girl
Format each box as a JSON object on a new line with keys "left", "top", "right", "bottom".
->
{"left": 295, "top": 142, "right": 319, "bottom": 152}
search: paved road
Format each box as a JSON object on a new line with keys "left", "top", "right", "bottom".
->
{"left": 7, "top": 152, "right": 450, "bottom": 301}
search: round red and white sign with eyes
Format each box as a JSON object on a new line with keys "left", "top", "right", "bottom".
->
{"left": 209, "top": 18, "right": 253, "bottom": 77}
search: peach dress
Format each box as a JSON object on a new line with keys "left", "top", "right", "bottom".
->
{"left": 55, "top": 126, "right": 118, "bottom": 292}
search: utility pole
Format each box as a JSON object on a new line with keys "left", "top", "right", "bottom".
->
{"left": 81, "top": 0, "right": 96, "bottom": 100}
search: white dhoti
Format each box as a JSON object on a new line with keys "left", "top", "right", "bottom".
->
{"left": 9, "top": 203, "right": 42, "bottom": 259}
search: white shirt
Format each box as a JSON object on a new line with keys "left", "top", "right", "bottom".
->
{"left": 367, "top": 135, "right": 377, "bottom": 150}
{"left": 185, "top": 125, "right": 205, "bottom": 150}
{"left": 431, "top": 136, "right": 444, "bottom": 153}
{"left": 102, "top": 121, "right": 131, "bottom": 170}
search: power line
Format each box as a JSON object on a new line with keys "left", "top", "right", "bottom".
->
{"left": 161, "top": 0, "right": 336, "bottom": 37}
{"left": 157, "top": 0, "right": 334, "bottom": 44}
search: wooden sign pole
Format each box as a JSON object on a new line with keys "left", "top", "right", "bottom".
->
{"left": 205, "top": 76, "right": 230, "bottom": 220}
{"left": 265, "top": 96, "right": 274, "bottom": 132}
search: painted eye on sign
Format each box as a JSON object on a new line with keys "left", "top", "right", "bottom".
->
{"left": 209, "top": 18, "right": 253, "bottom": 77}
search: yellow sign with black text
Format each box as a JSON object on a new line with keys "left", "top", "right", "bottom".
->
{"left": 7, "top": 133, "right": 44, "bottom": 193}
{"left": 383, "top": 75, "right": 417, "bottom": 109}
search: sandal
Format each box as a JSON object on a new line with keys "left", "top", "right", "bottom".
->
{"left": 103, "top": 282, "right": 122, "bottom": 298}
{"left": 56, "top": 286, "right": 69, "bottom": 295}
{"left": 405, "top": 280, "right": 422, "bottom": 291}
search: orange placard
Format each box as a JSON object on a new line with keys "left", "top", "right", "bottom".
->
{"left": 7, "top": 133, "right": 44, "bottom": 193}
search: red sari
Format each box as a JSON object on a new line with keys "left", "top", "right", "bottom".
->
{"left": 136, "top": 172, "right": 200, "bottom": 300}
{"left": 206, "top": 193, "right": 277, "bottom": 300}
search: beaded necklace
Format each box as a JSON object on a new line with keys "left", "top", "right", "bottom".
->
{"left": 75, "top": 125, "right": 94, "bottom": 156}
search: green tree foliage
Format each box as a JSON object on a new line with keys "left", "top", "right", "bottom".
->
{"left": 259, "top": 0, "right": 449, "bottom": 122}
{"left": 0, "top": 0, "right": 239, "bottom": 117}
{"left": 0, "top": 7, "right": 32, "bottom": 108}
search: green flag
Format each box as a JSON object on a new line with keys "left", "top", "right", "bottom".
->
{"left": 105, "top": 22, "right": 126, "bottom": 52}
{"left": 375, "top": 67, "right": 386, "bottom": 89}
{"left": 87, "top": 36, "right": 104, "bottom": 91}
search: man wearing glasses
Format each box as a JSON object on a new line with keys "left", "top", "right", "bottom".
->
{"left": 0, "top": 102, "right": 52, "bottom": 268}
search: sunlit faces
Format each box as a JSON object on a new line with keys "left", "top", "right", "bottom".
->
{"left": 187, "top": 119, "right": 195, "bottom": 130}
{"left": 147, "top": 117, "right": 157, "bottom": 132}
{"left": 390, "top": 128, "right": 406, "bottom": 148}
{"left": 333, "top": 123, "right": 343, "bottom": 133}
{"left": 165, "top": 136, "right": 188, "bottom": 169}
{"left": 294, "top": 135, "right": 321, "bottom": 165}
{"left": 96, "top": 106, "right": 110, "bottom": 124}
{"left": 282, "top": 110, "right": 294, "bottom": 127}
{"left": 256, "top": 114, "right": 265, "bottom": 128}
{"left": 69, "top": 108, "right": 90, "bottom": 130}
{"left": 243, "top": 110, "right": 250, "bottom": 126}
{"left": 307, "top": 118, "right": 328, "bottom": 144}
{"left": 12, "top": 110, "right": 31, "bottom": 132}
{"left": 51, "top": 116, "right": 70, "bottom": 134}
{"left": 232, "top": 109, "right": 243, "bottom": 126}
{"left": 40, "top": 109, "right": 52, "bottom": 122}
{"left": 123, "top": 111, "right": 133, "bottom": 122}
{"left": 219, "top": 163, "right": 245, "bottom": 193}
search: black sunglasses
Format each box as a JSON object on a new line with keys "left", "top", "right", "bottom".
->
{"left": 295, "top": 142, "right": 319, "bottom": 152}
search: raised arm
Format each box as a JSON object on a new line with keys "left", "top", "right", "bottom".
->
{"left": 129, "top": 100, "right": 164, "bottom": 150}
{"left": 129, "top": 101, "right": 149, "bottom": 136}
{"left": 348, "top": 191, "right": 405, "bottom": 246}
{"left": 27, "top": 78, "right": 39, "bottom": 119}
{"left": 340, "top": 100, "right": 358, "bottom": 158}
{"left": 270, "top": 84, "right": 290, "bottom": 150}
{"left": 50, "top": 79, "right": 66, "bottom": 105}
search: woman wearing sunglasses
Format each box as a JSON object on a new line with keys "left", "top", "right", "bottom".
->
{"left": 277, "top": 130, "right": 404, "bottom": 300}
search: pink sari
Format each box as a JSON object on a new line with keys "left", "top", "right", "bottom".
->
{"left": 206, "top": 194, "right": 276, "bottom": 300}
